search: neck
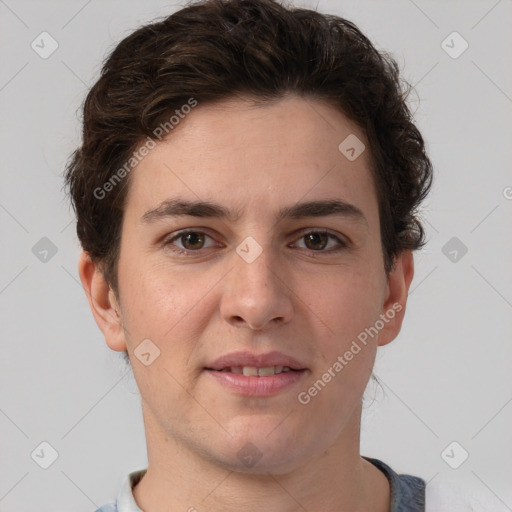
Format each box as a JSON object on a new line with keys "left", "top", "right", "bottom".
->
{"left": 133, "top": 401, "right": 390, "bottom": 512}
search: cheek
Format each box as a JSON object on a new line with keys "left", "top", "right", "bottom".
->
{"left": 301, "top": 266, "right": 385, "bottom": 344}
{"left": 298, "top": 279, "right": 379, "bottom": 419}
{"left": 119, "top": 255, "right": 206, "bottom": 336}
{"left": 298, "top": 267, "right": 384, "bottom": 403}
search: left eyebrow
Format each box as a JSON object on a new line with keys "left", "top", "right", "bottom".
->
{"left": 276, "top": 199, "right": 368, "bottom": 227}
{"left": 141, "top": 198, "right": 368, "bottom": 227}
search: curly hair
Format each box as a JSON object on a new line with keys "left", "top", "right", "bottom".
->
{"left": 64, "top": 0, "right": 432, "bottom": 297}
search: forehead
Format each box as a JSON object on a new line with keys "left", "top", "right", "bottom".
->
{"left": 124, "top": 94, "right": 378, "bottom": 224}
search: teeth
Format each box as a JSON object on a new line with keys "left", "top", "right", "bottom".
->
{"left": 222, "top": 366, "right": 293, "bottom": 376}
{"left": 242, "top": 366, "right": 259, "bottom": 377}
{"left": 257, "top": 366, "right": 275, "bottom": 377}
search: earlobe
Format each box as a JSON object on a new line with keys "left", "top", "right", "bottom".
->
{"left": 377, "top": 251, "right": 414, "bottom": 347}
{"left": 78, "top": 251, "right": 127, "bottom": 352}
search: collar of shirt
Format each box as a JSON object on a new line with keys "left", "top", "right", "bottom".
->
{"left": 116, "top": 468, "right": 146, "bottom": 512}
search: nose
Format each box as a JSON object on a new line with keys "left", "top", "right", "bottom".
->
{"left": 220, "top": 244, "right": 294, "bottom": 331}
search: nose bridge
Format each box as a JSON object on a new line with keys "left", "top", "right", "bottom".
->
{"left": 236, "top": 240, "right": 276, "bottom": 290}
{"left": 220, "top": 238, "right": 293, "bottom": 329}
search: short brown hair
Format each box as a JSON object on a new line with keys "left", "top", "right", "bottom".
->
{"left": 64, "top": 0, "right": 432, "bottom": 296}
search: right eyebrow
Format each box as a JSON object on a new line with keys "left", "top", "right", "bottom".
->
{"left": 141, "top": 199, "right": 242, "bottom": 224}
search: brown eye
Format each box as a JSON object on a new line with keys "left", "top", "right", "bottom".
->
{"left": 164, "top": 230, "right": 216, "bottom": 253}
{"left": 180, "top": 232, "right": 205, "bottom": 250}
{"left": 294, "top": 231, "right": 346, "bottom": 253}
{"left": 304, "top": 232, "right": 329, "bottom": 250}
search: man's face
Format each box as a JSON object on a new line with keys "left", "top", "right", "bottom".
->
{"left": 95, "top": 95, "right": 409, "bottom": 472}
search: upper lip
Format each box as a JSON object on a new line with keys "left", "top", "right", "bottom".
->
{"left": 206, "top": 351, "right": 307, "bottom": 371}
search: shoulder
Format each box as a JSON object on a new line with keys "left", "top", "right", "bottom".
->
{"left": 96, "top": 468, "right": 146, "bottom": 512}
{"left": 426, "top": 480, "right": 502, "bottom": 512}
{"left": 363, "top": 456, "right": 425, "bottom": 510}
{"left": 91, "top": 502, "right": 117, "bottom": 512}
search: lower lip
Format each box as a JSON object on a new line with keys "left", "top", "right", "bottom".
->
{"left": 205, "top": 369, "right": 307, "bottom": 396}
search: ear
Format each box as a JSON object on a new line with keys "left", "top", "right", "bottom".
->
{"left": 377, "top": 250, "right": 414, "bottom": 347}
{"left": 78, "top": 251, "right": 127, "bottom": 352}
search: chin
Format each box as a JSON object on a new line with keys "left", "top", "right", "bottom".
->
{"left": 219, "top": 447, "right": 306, "bottom": 476}
{"left": 210, "top": 421, "right": 310, "bottom": 475}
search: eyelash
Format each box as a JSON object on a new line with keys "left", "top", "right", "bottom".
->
{"left": 162, "top": 229, "right": 348, "bottom": 256}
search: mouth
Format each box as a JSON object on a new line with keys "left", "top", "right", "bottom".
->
{"left": 206, "top": 350, "right": 306, "bottom": 372}
{"left": 209, "top": 365, "right": 299, "bottom": 376}
{"left": 204, "top": 352, "right": 308, "bottom": 396}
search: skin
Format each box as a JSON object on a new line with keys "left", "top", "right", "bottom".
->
{"left": 79, "top": 94, "right": 414, "bottom": 512}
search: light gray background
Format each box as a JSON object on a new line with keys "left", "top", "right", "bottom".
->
{"left": 1, "top": 0, "right": 511, "bottom": 510}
